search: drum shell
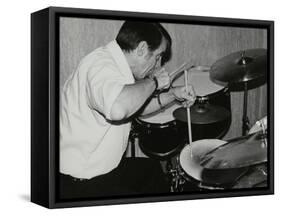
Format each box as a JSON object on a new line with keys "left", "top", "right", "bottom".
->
{"left": 133, "top": 118, "right": 186, "bottom": 160}
{"left": 189, "top": 119, "right": 231, "bottom": 140}
{"left": 196, "top": 86, "right": 231, "bottom": 111}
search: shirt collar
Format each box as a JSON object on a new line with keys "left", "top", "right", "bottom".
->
{"left": 106, "top": 40, "right": 135, "bottom": 83}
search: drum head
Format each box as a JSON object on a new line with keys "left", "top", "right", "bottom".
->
{"left": 179, "top": 139, "right": 251, "bottom": 187}
{"left": 139, "top": 103, "right": 181, "bottom": 124}
{"left": 179, "top": 139, "right": 226, "bottom": 181}
{"left": 173, "top": 66, "right": 226, "bottom": 96}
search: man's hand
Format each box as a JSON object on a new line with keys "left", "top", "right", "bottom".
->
{"left": 153, "top": 68, "right": 170, "bottom": 90}
{"left": 172, "top": 85, "right": 196, "bottom": 107}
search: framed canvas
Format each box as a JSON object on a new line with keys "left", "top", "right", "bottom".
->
{"left": 31, "top": 6, "right": 274, "bottom": 208}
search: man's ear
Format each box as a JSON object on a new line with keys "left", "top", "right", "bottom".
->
{"left": 136, "top": 41, "right": 149, "bottom": 57}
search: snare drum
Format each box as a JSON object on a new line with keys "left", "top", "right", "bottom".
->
{"left": 179, "top": 139, "right": 235, "bottom": 189}
{"left": 134, "top": 103, "right": 187, "bottom": 160}
{"left": 179, "top": 139, "right": 267, "bottom": 190}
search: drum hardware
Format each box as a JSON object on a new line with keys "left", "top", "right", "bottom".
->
{"left": 242, "top": 82, "right": 250, "bottom": 135}
{"left": 177, "top": 139, "right": 268, "bottom": 190}
{"left": 197, "top": 96, "right": 209, "bottom": 104}
{"left": 167, "top": 157, "right": 188, "bottom": 192}
{"left": 198, "top": 131, "right": 267, "bottom": 170}
{"left": 260, "top": 121, "right": 267, "bottom": 147}
{"left": 128, "top": 124, "right": 139, "bottom": 158}
{"left": 133, "top": 103, "right": 186, "bottom": 159}
{"left": 172, "top": 66, "right": 232, "bottom": 139}
{"left": 162, "top": 68, "right": 195, "bottom": 193}
{"left": 249, "top": 116, "right": 267, "bottom": 135}
{"left": 173, "top": 104, "right": 231, "bottom": 125}
{"left": 134, "top": 64, "right": 252, "bottom": 191}
{"left": 210, "top": 49, "right": 267, "bottom": 135}
{"left": 232, "top": 163, "right": 267, "bottom": 189}
{"left": 256, "top": 165, "right": 267, "bottom": 176}
{"left": 210, "top": 49, "right": 267, "bottom": 84}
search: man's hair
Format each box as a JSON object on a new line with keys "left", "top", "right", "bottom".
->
{"left": 116, "top": 21, "right": 172, "bottom": 66}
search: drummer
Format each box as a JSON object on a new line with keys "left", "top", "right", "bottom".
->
{"left": 60, "top": 21, "right": 196, "bottom": 198}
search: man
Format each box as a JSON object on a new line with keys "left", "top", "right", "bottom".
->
{"left": 60, "top": 21, "right": 195, "bottom": 199}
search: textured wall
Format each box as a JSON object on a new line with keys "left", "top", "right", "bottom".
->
{"left": 60, "top": 17, "right": 267, "bottom": 140}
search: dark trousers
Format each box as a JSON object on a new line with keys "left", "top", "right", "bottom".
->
{"left": 59, "top": 157, "right": 170, "bottom": 200}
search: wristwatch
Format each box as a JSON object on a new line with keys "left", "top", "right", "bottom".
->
{"left": 152, "top": 76, "right": 158, "bottom": 92}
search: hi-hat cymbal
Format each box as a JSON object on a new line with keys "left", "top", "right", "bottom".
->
{"left": 200, "top": 131, "right": 267, "bottom": 169}
{"left": 173, "top": 104, "right": 231, "bottom": 124}
{"left": 210, "top": 49, "right": 267, "bottom": 84}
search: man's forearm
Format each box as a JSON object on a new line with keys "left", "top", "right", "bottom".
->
{"left": 110, "top": 78, "right": 156, "bottom": 120}
{"left": 140, "top": 89, "right": 176, "bottom": 116}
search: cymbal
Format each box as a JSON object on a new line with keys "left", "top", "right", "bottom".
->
{"left": 173, "top": 104, "right": 231, "bottom": 124}
{"left": 210, "top": 49, "right": 267, "bottom": 84}
{"left": 200, "top": 131, "right": 267, "bottom": 169}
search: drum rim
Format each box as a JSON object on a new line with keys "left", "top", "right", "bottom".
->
{"left": 135, "top": 118, "right": 177, "bottom": 129}
{"left": 178, "top": 140, "right": 266, "bottom": 189}
{"left": 139, "top": 140, "right": 185, "bottom": 160}
{"left": 173, "top": 68, "right": 228, "bottom": 97}
{"left": 178, "top": 163, "right": 225, "bottom": 190}
{"left": 195, "top": 86, "right": 229, "bottom": 100}
{"left": 179, "top": 139, "right": 227, "bottom": 187}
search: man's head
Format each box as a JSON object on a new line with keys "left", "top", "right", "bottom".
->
{"left": 116, "top": 21, "right": 172, "bottom": 80}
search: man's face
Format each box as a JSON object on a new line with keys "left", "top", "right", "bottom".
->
{"left": 134, "top": 39, "right": 167, "bottom": 80}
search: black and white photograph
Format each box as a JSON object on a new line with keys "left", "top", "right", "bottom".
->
{"left": 30, "top": 6, "right": 274, "bottom": 208}
{"left": 58, "top": 14, "right": 271, "bottom": 200}
{"left": 2, "top": 0, "right": 281, "bottom": 214}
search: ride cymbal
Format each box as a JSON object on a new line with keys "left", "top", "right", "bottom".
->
{"left": 210, "top": 49, "right": 267, "bottom": 84}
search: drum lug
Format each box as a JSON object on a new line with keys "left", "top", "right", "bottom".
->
{"left": 198, "top": 96, "right": 208, "bottom": 104}
{"left": 224, "top": 87, "right": 230, "bottom": 95}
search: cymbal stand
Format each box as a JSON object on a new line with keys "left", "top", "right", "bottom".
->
{"left": 168, "top": 157, "right": 186, "bottom": 192}
{"left": 260, "top": 121, "right": 267, "bottom": 147}
{"left": 242, "top": 82, "right": 250, "bottom": 135}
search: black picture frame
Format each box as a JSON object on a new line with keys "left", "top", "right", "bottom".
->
{"left": 31, "top": 6, "right": 274, "bottom": 208}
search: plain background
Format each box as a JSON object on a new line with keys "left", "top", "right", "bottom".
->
{"left": 0, "top": 0, "right": 279, "bottom": 214}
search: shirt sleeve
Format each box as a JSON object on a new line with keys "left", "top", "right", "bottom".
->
{"left": 86, "top": 65, "right": 128, "bottom": 120}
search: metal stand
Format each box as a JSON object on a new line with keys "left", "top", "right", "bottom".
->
{"left": 167, "top": 158, "right": 186, "bottom": 192}
{"left": 242, "top": 82, "right": 250, "bottom": 135}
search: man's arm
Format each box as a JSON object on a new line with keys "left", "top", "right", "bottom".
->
{"left": 139, "top": 90, "right": 176, "bottom": 116}
{"left": 109, "top": 69, "right": 171, "bottom": 121}
{"left": 140, "top": 85, "right": 196, "bottom": 116}
{"left": 109, "top": 72, "right": 196, "bottom": 121}
{"left": 109, "top": 78, "right": 156, "bottom": 120}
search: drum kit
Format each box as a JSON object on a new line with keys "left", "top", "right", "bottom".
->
{"left": 130, "top": 48, "right": 268, "bottom": 192}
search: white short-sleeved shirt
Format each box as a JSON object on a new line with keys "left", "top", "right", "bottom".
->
{"left": 60, "top": 40, "right": 135, "bottom": 179}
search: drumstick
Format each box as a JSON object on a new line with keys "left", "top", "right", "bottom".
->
{"left": 184, "top": 69, "right": 193, "bottom": 157}
{"left": 171, "top": 64, "right": 195, "bottom": 85}
{"left": 169, "top": 62, "right": 187, "bottom": 80}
